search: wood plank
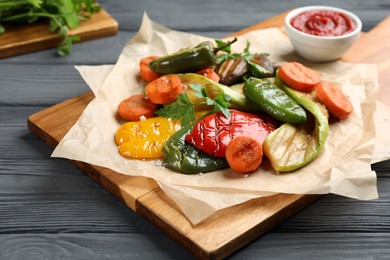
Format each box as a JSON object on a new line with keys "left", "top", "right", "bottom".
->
{"left": 342, "top": 16, "right": 390, "bottom": 105}
{"left": 70, "top": 161, "right": 159, "bottom": 211}
{"left": 0, "top": 64, "right": 89, "bottom": 106}
{"left": 27, "top": 13, "right": 390, "bottom": 260}
{"left": 137, "top": 190, "right": 320, "bottom": 259}
{"left": 0, "top": 8, "right": 118, "bottom": 58}
{"left": 0, "top": 234, "right": 194, "bottom": 258}
{"left": 107, "top": 0, "right": 388, "bottom": 33}
{"left": 26, "top": 92, "right": 159, "bottom": 210}
{"left": 1, "top": 159, "right": 388, "bottom": 233}
{"left": 28, "top": 92, "right": 93, "bottom": 148}
{"left": 1, "top": 233, "right": 389, "bottom": 259}
{"left": 231, "top": 233, "right": 390, "bottom": 258}
{"left": 232, "top": 11, "right": 289, "bottom": 36}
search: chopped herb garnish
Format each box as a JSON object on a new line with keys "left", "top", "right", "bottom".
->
{"left": 155, "top": 83, "right": 231, "bottom": 127}
{"left": 215, "top": 39, "right": 272, "bottom": 76}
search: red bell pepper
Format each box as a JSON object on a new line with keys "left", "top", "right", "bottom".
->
{"left": 185, "top": 110, "right": 278, "bottom": 157}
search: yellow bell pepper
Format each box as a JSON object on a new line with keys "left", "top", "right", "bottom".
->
{"left": 115, "top": 117, "right": 181, "bottom": 159}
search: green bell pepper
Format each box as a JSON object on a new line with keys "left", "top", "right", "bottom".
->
{"left": 149, "top": 38, "right": 237, "bottom": 75}
{"left": 263, "top": 73, "right": 329, "bottom": 172}
{"left": 243, "top": 77, "right": 307, "bottom": 123}
{"left": 162, "top": 125, "right": 229, "bottom": 174}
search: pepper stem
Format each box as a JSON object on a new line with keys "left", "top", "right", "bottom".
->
{"left": 213, "top": 37, "right": 238, "bottom": 54}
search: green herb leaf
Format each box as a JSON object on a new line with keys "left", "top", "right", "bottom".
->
{"left": 243, "top": 40, "right": 251, "bottom": 54}
{"left": 0, "top": 0, "right": 101, "bottom": 56}
{"left": 244, "top": 57, "right": 272, "bottom": 76}
{"left": 215, "top": 39, "right": 232, "bottom": 53}
{"left": 156, "top": 83, "right": 232, "bottom": 127}
{"left": 210, "top": 93, "right": 231, "bottom": 118}
{"left": 188, "top": 84, "right": 205, "bottom": 98}
{"left": 216, "top": 39, "right": 273, "bottom": 77}
{"left": 216, "top": 53, "right": 241, "bottom": 64}
{"left": 215, "top": 40, "right": 253, "bottom": 65}
{"left": 27, "top": 0, "right": 42, "bottom": 8}
{"left": 155, "top": 92, "right": 197, "bottom": 127}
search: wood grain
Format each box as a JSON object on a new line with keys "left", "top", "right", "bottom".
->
{"left": 1, "top": 233, "right": 389, "bottom": 259}
{"left": 27, "top": 12, "right": 390, "bottom": 260}
{"left": 137, "top": 191, "right": 320, "bottom": 259}
{"left": 342, "top": 16, "right": 390, "bottom": 105}
{"left": 0, "top": 8, "right": 118, "bottom": 58}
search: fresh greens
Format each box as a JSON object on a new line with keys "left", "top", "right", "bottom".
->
{"left": 155, "top": 90, "right": 197, "bottom": 128}
{"left": 216, "top": 39, "right": 272, "bottom": 76}
{"left": 190, "top": 83, "right": 231, "bottom": 118}
{"left": 215, "top": 39, "right": 250, "bottom": 64}
{"left": 155, "top": 82, "right": 231, "bottom": 127}
{"left": 0, "top": 0, "right": 101, "bottom": 56}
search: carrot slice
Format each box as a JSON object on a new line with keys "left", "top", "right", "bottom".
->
{"left": 225, "top": 136, "right": 263, "bottom": 173}
{"left": 196, "top": 67, "right": 220, "bottom": 82}
{"left": 118, "top": 94, "right": 158, "bottom": 121}
{"left": 145, "top": 74, "right": 183, "bottom": 104}
{"left": 315, "top": 81, "right": 353, "bottom": 120}
{"left": 140, "top": 56, "right": 160, "bottom": 82}
{"left": 278, "top": 62, "right": 320, "bottom": 92}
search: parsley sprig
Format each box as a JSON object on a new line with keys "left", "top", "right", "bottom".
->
{"left": 0, "top": 0, "right": 101, "bottom": 56}
{"left": 156, "top": 84, "right": 231, "bottom": 127}
{"left": 215, "top": 39, "right": 251, "bottom": 64}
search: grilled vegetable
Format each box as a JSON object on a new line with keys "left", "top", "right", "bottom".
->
{"left": 244, "top": 77, "right": 307, "bottom": 123}
{"left": 278, "top": 62, "right": 320, "bottom": 92}
{"left": 117, "top": 94, "right": 158, "bottom": 121}
{"left": 155, "top": 74, "right": 234, "bottom": 127}
{"left": 139, "top": 56, "right": 161, "bottom": 82}
{"left": 225, "top": 136, "right": 264, "bottom": 173}
{"left": 196, "top": 67, "right": 220, "bottom": 82}
{"left": 149, "top": 38, "right": 237, "bottom": 74}
{"left": 145, "top": 74, "right": 183, "bottom": 104}
{"left": 263, "top": 74, "right": 329, "bottom": 172}
{"left": 178, "top": 73, "right": 258, "bottom": 112}
{"left": 162, "top": 125, "right": 229, "bottom": 174}
{"left": 216, "top": 57, "right": 249, "bottom": 85}
{"left": 185, "top": 109, "right": 278, "bottom": 157}
{"left": 115, "top": 117, "right": 181, "bottom": 159}
{"left": 315, "top": 81, "right": 353, "bottom": 120}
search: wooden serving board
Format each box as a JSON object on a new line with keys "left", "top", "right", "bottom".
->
{"left": 0, "top": 8, "right": 118, "bottom": 58}
{"left": 27, "top": 12, "right": 390, "bottom": 260}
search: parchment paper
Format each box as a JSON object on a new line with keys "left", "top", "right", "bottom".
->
{"left": 52, "top": 14, "right": 390, "bottom": 224}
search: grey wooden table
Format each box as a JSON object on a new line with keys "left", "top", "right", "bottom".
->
{"left": 1, "top": 0, "right": 389, "bottom": 259}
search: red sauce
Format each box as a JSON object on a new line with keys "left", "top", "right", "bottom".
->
{"left": 291, "top": 10, "right": 357, "bottom": 36}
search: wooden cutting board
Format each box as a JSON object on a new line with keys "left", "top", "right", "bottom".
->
{"left": 0, "top": 8, "right": 118, "bottom": 58}
{"left": 27, "top": 12, "right": 390, "bottom": 260}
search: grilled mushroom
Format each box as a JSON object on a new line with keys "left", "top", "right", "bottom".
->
{"left": 249, "top": 54, "right": 275, "bottom": 78}
{"left": 216, "top": 57, "right": 249, "bottom": 85}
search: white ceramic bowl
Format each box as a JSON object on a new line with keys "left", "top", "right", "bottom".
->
{"left": 285, "top": 6, "right": 362, "bottom": 62}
